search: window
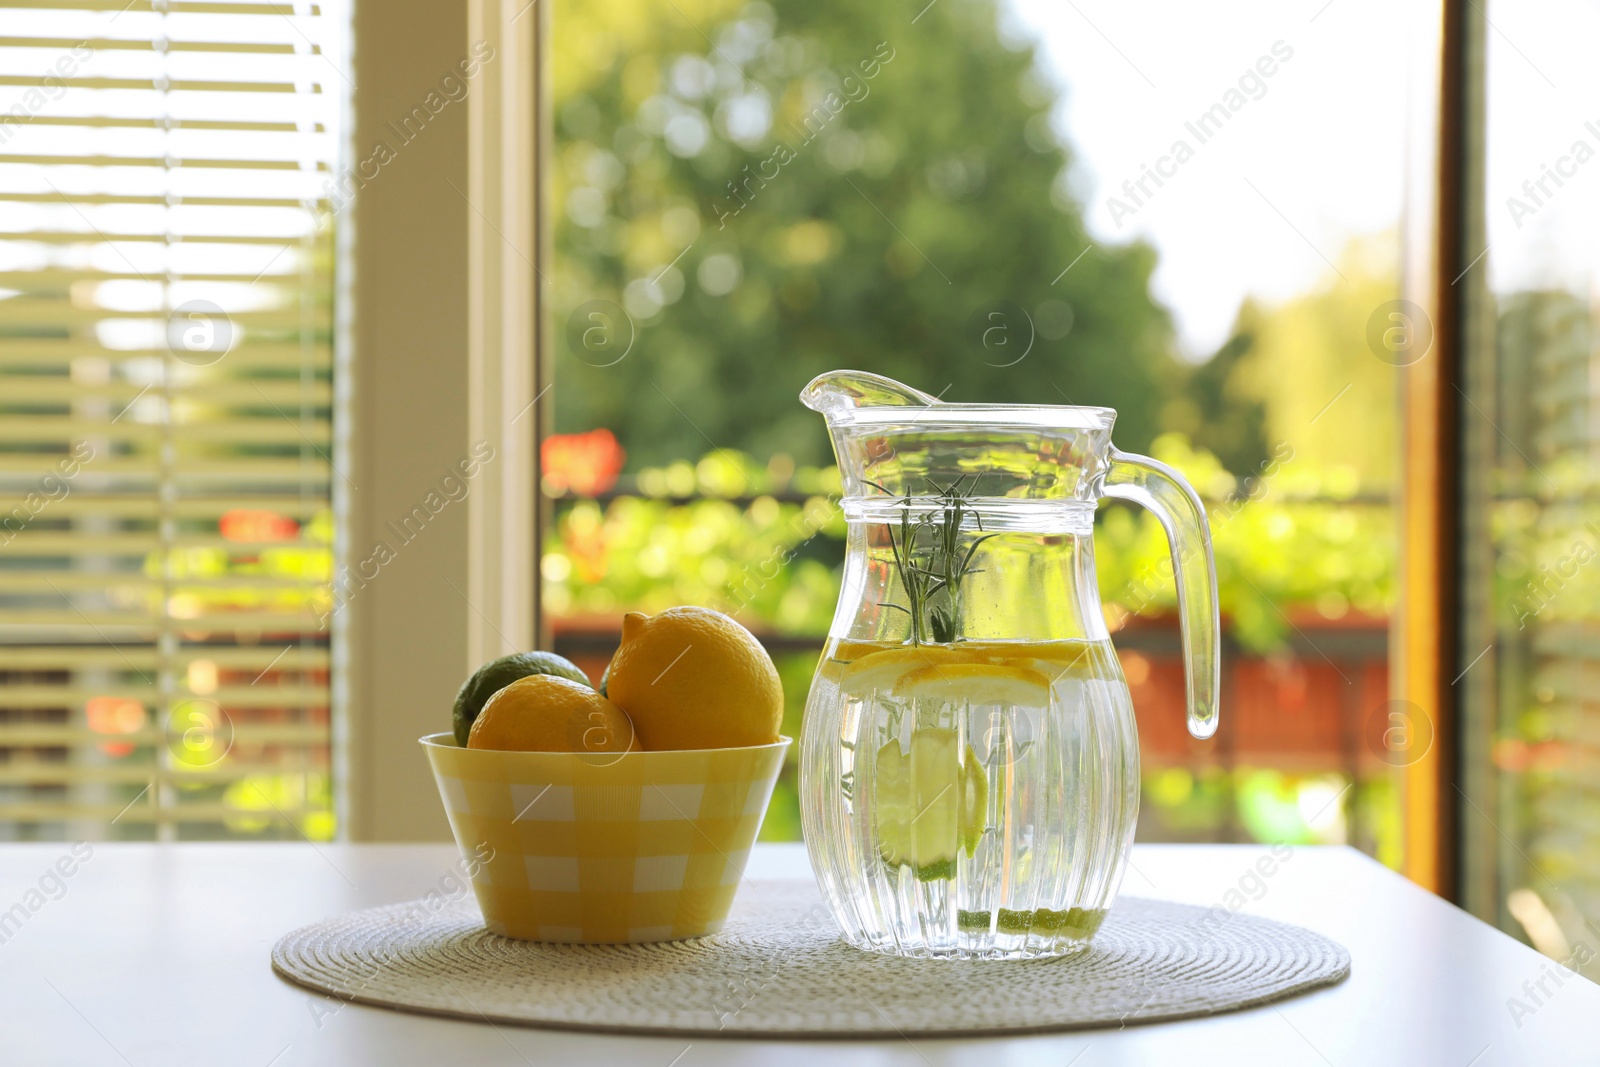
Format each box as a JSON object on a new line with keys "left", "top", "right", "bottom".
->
{"left": 5, "top": 0, "right": 1565, "bottom": 906}
{"left": 544, "top": 0, "right": 1409, "bottom": 859}
{"left": 0, "top": 1, "right": 345, "bottom": 840}
{"left": 1459, "top": 0, "right": 1600, "bottom": 973}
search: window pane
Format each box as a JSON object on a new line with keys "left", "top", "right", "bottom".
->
{"left": 548, "top": 0, "right": 1405, "bottom": 860}
{"left": 0, "top": 2, "right": 347, "bottom": 840}
{"left": 1460, "top": 0, "right": 1600, "bottom": 973}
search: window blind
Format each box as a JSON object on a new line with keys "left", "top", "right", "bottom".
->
{"left": 0, "top": 0, "right": 343, "bottom": 840}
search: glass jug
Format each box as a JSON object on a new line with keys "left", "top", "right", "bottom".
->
{"left": 798, "top": 371, "right": 1219, "bottom": 959}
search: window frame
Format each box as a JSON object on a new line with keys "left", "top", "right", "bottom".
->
{"left": 341, "top": 0, "right": 546, "bottom": 840}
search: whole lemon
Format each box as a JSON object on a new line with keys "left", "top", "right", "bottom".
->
{"left": 467, "top": 674, "right": 636, "bottom": 756}
{"left": 451, "top": 650, "right": 591, "bottom": 747}
{"left": 605, "top": 606, "right": 782, "bottom": 750}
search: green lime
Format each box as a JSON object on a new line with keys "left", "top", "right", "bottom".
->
{"left": 451, "top": 651, "right": 591, "bottom": 746}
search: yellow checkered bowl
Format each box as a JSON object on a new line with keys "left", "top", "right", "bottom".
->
{"left": 420, "top": 732, "right": 791, "bottom": 943}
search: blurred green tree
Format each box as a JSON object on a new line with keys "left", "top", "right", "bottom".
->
{"left": 552, "top": 0, "right": 1193, "bottom": 468}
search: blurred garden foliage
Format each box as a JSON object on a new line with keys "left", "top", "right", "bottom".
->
{"left": 542, "top": 450, "right": 843, "bottom": 629}
{"left": 543, "top": 434, "right": 1397, "bottom": 654}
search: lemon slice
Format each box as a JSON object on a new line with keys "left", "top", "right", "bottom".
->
{"left": 891, "top": 662, "right": 1052, "bottom": 706}
{"left": 828, "top": 639, "right": 887, "bottom": 664}
{"left": 817, "top": 656, "right": 850, "bottom": 685}
{"left": 957, "top": 642, "right": 1095, "bottom": 684}
{"left": 839, "top": 646, "right": 990, "bottom": 697}
{"left": 817, "top": 640, "right": 885, "bottom": 684}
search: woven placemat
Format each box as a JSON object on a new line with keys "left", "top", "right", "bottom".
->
{"left": 272, "top": 880, "right": 1349, "bottom": 1037}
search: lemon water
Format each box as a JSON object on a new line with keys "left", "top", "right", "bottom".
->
{"left": 799, "top": 637, "right": 1140, "bottom": 959}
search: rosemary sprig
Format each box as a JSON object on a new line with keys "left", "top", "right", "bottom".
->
{"left": 868, "top": 475, "right": 993, "bottom": 645}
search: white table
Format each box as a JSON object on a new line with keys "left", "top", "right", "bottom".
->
{"left": 0, "top": 842, "right": 1593, "bottom": 1066}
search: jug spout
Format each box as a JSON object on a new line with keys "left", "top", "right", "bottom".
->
{"left": 801, "top": 368, "right": 1118, "bottom": 504}
{"left": 800, "top": 371, "right": 943, "bottom": 418}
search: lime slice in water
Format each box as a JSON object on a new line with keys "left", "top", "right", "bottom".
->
{"left": 873, "top": 727, "right": 988, "bottom": 880}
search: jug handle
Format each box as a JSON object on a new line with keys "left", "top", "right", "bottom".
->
{"left": 1101, "top": 450, "right": 1220, "bottom": 740}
